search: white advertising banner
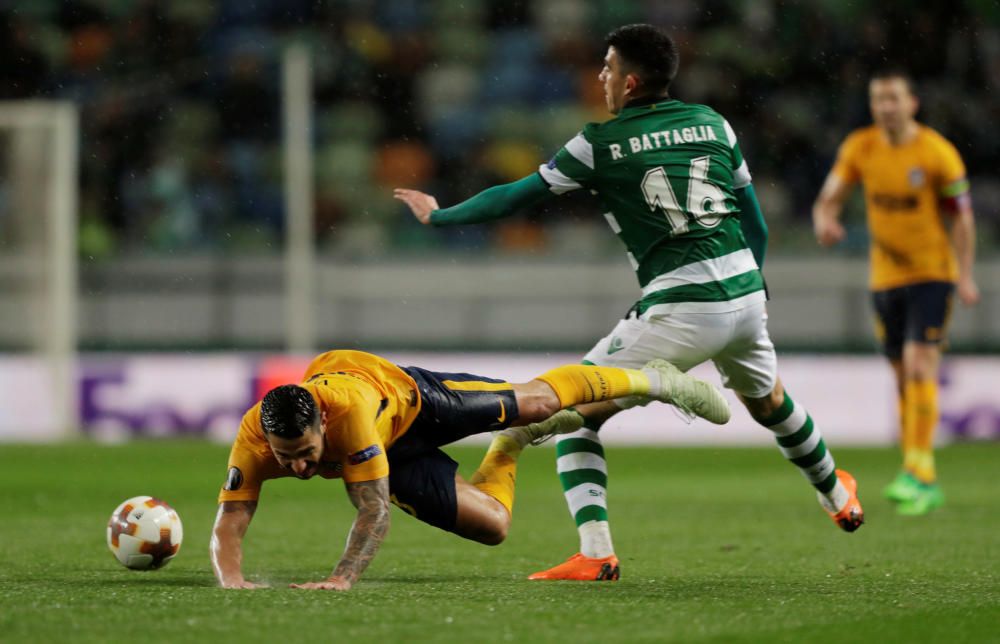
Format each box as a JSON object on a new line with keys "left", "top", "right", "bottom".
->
{"left": 0, "top": 352, "right": 996, "bottom": 445}
{"left": 0, "top": 357, "right": 64, "bottom": 441}
{"left": 386, "top": 353, "right": 900, "bottom": 446}
{"left": 79, "top": 355, "right": 251, "bottom": 443}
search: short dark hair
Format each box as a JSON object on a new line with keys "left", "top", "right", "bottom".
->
{"left": 606, "top": 24, "right": 679, "bottom": 96}
{"left": 260, "top": 385, "right": 318, "bottom": 438}
{"left": 870, "top": 66, "right": 916, "bottom": 94}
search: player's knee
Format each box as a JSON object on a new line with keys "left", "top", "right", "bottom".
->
{"left": 532, "top": 396, "right": 562, "bottom": 422}
{"left": 911, "top": 357, "right": 937, "bottom": 380}
{"left": 744, "top": 401, "right": 770, "bottom": 423}
{"left": 515, "top": 385, "right": 561, "bottom": 423}
{"left": 743, "top": 388, "right": 784, "bottom": 422}
{"left": 478, "top": 523, "right": 508, "bottom": 546}
{"left": 903, "top": 346, "right": 939, "bottom": 381}
{"left": 470, "top": 514, "right": 509, "bottom": 546}
{"left": 456, "top": 497, "right": 511, "bottom": 546}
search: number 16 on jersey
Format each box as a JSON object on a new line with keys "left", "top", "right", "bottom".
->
{"left": 641, "top": 156, "right": 729, "bottom": 236}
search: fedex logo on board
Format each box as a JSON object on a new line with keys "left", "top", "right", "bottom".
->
{"left": 78, "top": 355, "right": 314, "bottom": 441}
{"left": 80, "top": 357, "right": 257, "bottom": 441}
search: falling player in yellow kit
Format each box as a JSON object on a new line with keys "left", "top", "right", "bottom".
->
{"left": 210, "top": 349, "right": 728, "bottom": 590}
{"left": 812, "top": 69, "right": 979, "bottom": 515}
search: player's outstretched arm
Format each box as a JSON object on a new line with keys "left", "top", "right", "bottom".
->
{"left": 812, "top": 172, "right": 853, "bottom": 247}
{"left": 290, "top": 477, "right": 391, "bottom": 591}
{"left": 211, "top": 500, "right": 263, "bottom": 589}
{"left": 394, "top": 173, "right": 553, "bottom": 227}
{"left": 392, "top": 188, "right": 440, "bottom": 224}
{"left": 949, "top": 205, "right": 980, "bottom": 306}
{"left": 735, "top": 184, "right": 768, "bottom": 267}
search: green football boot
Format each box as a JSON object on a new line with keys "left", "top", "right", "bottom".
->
{"left": 896, "top": 482, "right": 945, "bottom": 516}
{"left": 507, "top": 408, "right": 585, "bottom": 446}
{"left": 883, "top": 470, "right": 921, "bottom": 503}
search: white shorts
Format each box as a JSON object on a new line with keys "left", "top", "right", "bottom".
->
{"left": 583, "top": 301, "right": 778, "bottom": 399}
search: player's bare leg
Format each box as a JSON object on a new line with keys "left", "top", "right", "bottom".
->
{"left": 738, "top": 376, "right": 785, "bottom": 417}
{"left": 455, "top": 410, "right": 581, "bottom": 546}
{"left": 509, "top": 380, "right": 566, "bottom": 424}
{"left": 448, "top": 362, "right": 730, "bottom": 552}
{"left": 452, "top": 475, "right": 511, "bottom": 545}
{"left": 739, "top": 378, "right": 863, "bottom": 532}
{"left": 454, "top": 407, "right": 585, "bottom": 546}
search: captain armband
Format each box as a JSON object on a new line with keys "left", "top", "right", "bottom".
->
{"left": 940, "top": 178, "right": 971, "bottom": 213}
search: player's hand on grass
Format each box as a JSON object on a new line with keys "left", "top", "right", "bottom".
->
{"left": 289, "top": 576, "right": 352, "bottom": 591}
{"left": 957, "top": 275, "right": 980, "bottom": 306}
{"left": 814, "top": 218, "right": 845, "bottom": 247}
{"left": 393, "top": 188, "right": 439, "bottom": 224}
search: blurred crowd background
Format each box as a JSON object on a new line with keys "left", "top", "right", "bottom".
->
{"left": 2, "top": 0, "right": 998, "bottom": 260}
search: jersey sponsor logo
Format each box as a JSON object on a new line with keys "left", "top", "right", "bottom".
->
{"left": 348, "top": 444, "right": 383, "bottom": 465}
{"left": 873, "top": 242, "right": 913, "bottom": 266}
{"left": 871, "top": 193, "right": 919, "bottom": 211}
{"left": 607, "top": 336, "right": 625, "bottom": 355}
{"left": 224, "top": 466, "right": 243, "bottom": 491}
{"left": 496, "top": 398, "right": 507, "bottom": 423}
{"left": 908, "top": 167, "right": 926, "bottom": 188}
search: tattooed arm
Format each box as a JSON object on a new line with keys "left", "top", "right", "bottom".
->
{"left": 211, "top": 500, "right": 263, "bottom": 589}
{"left": 290, "top": 476, "right": 391, "bottom": 591}
{"left": 332, "top": 477, "right": 392, "bottom": 586}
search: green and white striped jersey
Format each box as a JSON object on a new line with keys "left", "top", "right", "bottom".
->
{"left": 538, "top": 99, "right": 764, "bottom": 316}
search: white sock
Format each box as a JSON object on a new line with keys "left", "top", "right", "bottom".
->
{"left": 579, "top": 520, "right": 615, "bottom": 558}
{"left": 640, "top": 367, "right": 665, "bottom": 398}
{"left": 820, "top": 479, "right": 850, "bottom": 513}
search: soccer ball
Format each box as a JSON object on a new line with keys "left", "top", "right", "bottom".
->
{"left": 106, "top": 496, "right": 183, "bottom": 570}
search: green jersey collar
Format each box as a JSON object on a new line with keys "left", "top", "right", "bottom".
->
{"left": 621, "top": 95, "right": 676, "bottom": 112}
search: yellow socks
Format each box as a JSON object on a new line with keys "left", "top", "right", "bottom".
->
{"left": 536, "top": 364, "right": 651, "bottom": 407}
{"left": 900, "top": 392, "right": 917, "bottom": 471}
{"left": 471, "top": 363, "right": 660, "bottom": 515}
{"left": 904, "top": 379, "right": 938, "bottom": 483}
{"left": 470, "top": 433, "right": 522, "bottom": 515}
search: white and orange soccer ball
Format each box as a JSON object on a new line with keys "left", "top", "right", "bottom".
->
{"left": 106, "top": 496, "right": 183, "bottom": 570}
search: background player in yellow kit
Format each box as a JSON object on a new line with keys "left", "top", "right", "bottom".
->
{"left": 210, "top": 349, "right": 727, "bottom": 590}
{"left": 812, "top": 69, "right": 979, "bottom": 515}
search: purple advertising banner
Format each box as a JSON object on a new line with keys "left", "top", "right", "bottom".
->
{"left": 0, "top": 353, "right": 997, "bottom": 444}
{"left": 78, "top": 356, "right": 257, "bottom": 442}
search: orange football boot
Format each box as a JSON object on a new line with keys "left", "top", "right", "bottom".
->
{"left": 528, "top": 553, "right": 620, "bottom": 581}
{"left": 823, "top": 469, "right": 864, "bottom": 532}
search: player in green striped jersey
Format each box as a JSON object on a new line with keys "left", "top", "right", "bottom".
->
{"left": 395, "top": 24, "right": 864, "bottom": 582}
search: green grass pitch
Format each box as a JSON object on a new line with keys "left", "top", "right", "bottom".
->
{"left": 0, "top": 441, "right": 997, "bottom": 643}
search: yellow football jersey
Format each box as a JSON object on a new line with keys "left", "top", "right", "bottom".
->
{"left": 832, "top": 124, "right": 968, "bottom": 290}
{"left": 218, "top": 350, "right": 421, "bottom": 503}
